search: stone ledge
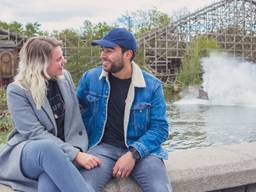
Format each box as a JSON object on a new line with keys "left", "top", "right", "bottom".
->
{"left": 1, "top": 142, "right": 256, "bottom": 192}
{"left": 167, "top": 142, "right": 256, "bottom": 192}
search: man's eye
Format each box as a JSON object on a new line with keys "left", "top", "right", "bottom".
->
{"left": 106, "top": 49, "right": 113, "bottom": 53}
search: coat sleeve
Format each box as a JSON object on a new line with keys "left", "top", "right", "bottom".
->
{"left": 7, "top": 83, "right": 79, "bottom": 161}
{"left": 129, "top": 83, "right": 169, "bottom": 159}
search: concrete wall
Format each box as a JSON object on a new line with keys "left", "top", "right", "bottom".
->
{"left": 1, "top": 142, "right": 256, "bottom": 192}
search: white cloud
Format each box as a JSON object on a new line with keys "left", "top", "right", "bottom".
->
{"left": 0, "top": 0, "right": 214, "bottom": 32}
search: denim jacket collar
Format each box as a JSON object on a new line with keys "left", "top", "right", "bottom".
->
{"left": 99, "top": 61, "right": 146, "bottom": 88}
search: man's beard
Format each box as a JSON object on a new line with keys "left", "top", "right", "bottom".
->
{"left": 104, "top": 60, "right": 124, "bottom": 73}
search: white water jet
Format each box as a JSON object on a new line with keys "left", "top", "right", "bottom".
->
{"left": 174, "top": 85, "right": 209, "bottom": 105}
{"left": 175, "top": 52, "right": 256, "bottom": 106}
{"left": 202, "top": 52, "right": 256, "bottom": 106}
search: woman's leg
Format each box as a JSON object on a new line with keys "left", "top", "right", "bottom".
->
{"left": 38, "top": 173, "right": 60, "bottom": 192}
{"left": 21, "top": 140, "right": 94, "bottom": 192}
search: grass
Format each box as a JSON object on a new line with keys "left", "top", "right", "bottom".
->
{"left": 0, "top": 88, "right": 12, "bottom": 143}
{"left": 0, "top": 112, "right": 12, "bottom": 143}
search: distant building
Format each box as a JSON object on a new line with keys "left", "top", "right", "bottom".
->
{"left": 0, "top": 29, "right": 25, "bottom": 88}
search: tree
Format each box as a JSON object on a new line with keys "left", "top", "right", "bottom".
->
{"left": 117, "top": 11, "right": 134, "bottom": 31}
{"left": 80, "top": 20, "right": 112, "bottom": 40}
{"left": 92, "top": 22, "right": 112, "bottom": 39}
{"left": 24, "top": 22, "right": 42, "bottom": 36}
{"left": 0, "top": 21, "right": 23, "bottom": 33}
{"left": 0, "top": 21, "right": 9, "bottom": 30}
{"left": 117, "top": 8, "right": 171, "bottom": 34}
{"left": 8, "top": 21, "right": 23, "bottom": 33}
{"left": 80, "top": 20, "right": 94, "bottom": 40}
{"left": 175, "top": 36, "right": 220, "bottom": 86}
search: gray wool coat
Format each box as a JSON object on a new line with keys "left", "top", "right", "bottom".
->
{"left": 0, "top": 70, "right": 88, "bottom": 192}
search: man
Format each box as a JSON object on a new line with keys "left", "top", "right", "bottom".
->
{"left": 77, "top": 28, "right": 172, "bottom": 192}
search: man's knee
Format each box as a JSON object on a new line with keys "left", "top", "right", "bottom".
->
{"left": 150, "top": 181, "right": 172, "bottom": 192}
{"left": 132, "top": 156, "right": 171, "bottom": 192}
{"left": 80, "top": 156, "right": 115, "bottom": 192}
{"left": 136, "top": 155, "right": 166, "bottom": 172}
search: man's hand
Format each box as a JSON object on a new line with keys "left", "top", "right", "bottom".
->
{"left": 112, "top": 151, "right": 136, "bottom": 178}
{"left": 75, "top": 152, "right": 101, "bottom": 170}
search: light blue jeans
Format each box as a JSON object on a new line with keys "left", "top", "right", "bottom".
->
{"left": 21, "top": 140, "right": 95, "bottom": 192}
{"left": 80, "top": 143, "right": 172, "bottom": 192}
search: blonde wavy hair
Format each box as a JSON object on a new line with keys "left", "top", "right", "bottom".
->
{"left": 14, "top": 36, "right": 62, "bottom": 109}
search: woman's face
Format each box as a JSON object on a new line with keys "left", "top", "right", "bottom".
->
{"left": 47, "top": 46, "right": 66, "bottom": 78}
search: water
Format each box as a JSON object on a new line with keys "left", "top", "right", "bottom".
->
{"left": 166, "top": 103, "right": 256, "bottom": 152}
{"left": 202, "top": 52, "right": 256, "bottom": 106}
{"left": 165, "top": 53, "right": 256, "bottom": 152}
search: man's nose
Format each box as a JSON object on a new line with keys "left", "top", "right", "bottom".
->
{"left": 100, "top": 51, "right": 106, "bottom": 59}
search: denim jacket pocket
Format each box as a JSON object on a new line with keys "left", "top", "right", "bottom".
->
{"left": 130, "top": 102, "right": 151, "bottom": 136}
{"left": 85, "top": 94, "right": 100, "bottom": 116}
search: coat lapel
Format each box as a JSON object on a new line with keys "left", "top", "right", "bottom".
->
{"left": 40, "top": 75, "right": 72, "bottom": 136}
{"left": 41, "top": 95, "right": 57, "bottom": 131}
{"left": 24, "top": 85, "right": 57, "bottom": 133}
{"left": 56, "top": 76, "right": 71, "bottom": 135}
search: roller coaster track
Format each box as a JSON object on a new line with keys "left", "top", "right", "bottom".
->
{"left": 137, "top": 0, "right": 256, "bottom": 84}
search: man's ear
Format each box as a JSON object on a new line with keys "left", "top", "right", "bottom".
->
{"left": 124, "top": 50, "right": 133, "bottom": 60}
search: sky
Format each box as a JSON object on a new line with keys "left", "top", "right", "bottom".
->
{"left": 0, "top": 0, "right": 215, "bottom": 32}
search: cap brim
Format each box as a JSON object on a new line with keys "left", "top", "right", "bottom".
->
{"left": 91, "top": 39, "right": 117, "bottom": 48}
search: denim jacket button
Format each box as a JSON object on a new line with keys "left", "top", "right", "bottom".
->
{"left": 78, "top": 131, "right": 83, "bottom": 136}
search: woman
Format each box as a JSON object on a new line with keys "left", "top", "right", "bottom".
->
{"left": 0, "top": 36, "right": 101, "bottom": 192}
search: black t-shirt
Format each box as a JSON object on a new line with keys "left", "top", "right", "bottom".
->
{"left": 47, "top": 79, "right": 65, "bottom": 141}
{"left": 102, "top": 73, "right": 131, "bottom": 148}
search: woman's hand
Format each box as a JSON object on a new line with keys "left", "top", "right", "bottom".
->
{"left": 75, "top": 152, "right": 101, "bottom": 170}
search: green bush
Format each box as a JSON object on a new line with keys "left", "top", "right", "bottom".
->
{"left": 0, "top": 88, "right": 7, "bottom": 110}
{"left": 0, "top": 111, "right": 12, "bottom": 143}
{"left": 175, "top": 36, "right": 220, "bottom": 87}
{"left": 0, "top": 88, "right": 12, "bottom": 143}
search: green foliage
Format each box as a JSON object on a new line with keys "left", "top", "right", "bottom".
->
{"left": 117, "top": 7, "right": 171, "bottom": 34}
{"left": 53, "top": 28, "right": 80, "bottom": 47}
{"left": 134, "top": 44, "right": 145, "bottom": 66}
{"left": 8, "top": 21, "right": 23, "bottom": 33}
{"left": 80, "top": 20, "right": 94, "bottom": 39}
{"left": 24, "top": 22, "right": 42, "bottom": 36}
{"left": 80, "top": 20, "right": 112, "bottom": 41}
{"left": 63, "top": 51, "right": 101, "bottom": 85}
{"left": 0, "top": 111, "right": 12, "bottom": 143}
{"left": 0, "top": 88, "right": 7, "bottom": 110}
{"left": 0, "top": 89, "right": 12, "bottom": 143}
{"left": 92, "top": 22, "right": 112, "bottom": 39}
{"left": 175, "top": 36, "right": 220, "bottom": 86}
{"left": 0, "top": 20, "right": 44, "bottom": 36}
{"left": 0, "top": 20, "right": 9, "bottom": 30}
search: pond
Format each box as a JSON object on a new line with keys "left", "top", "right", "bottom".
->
{"left": 165, "top": 53, "right": 256, "bottom": 152}
{"left": 165, "top": 102, "right": 256, "bottom": 152}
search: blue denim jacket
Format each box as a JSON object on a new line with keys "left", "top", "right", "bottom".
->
{"left": 77, "top": 62, "right": 169, "bottom": 159}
